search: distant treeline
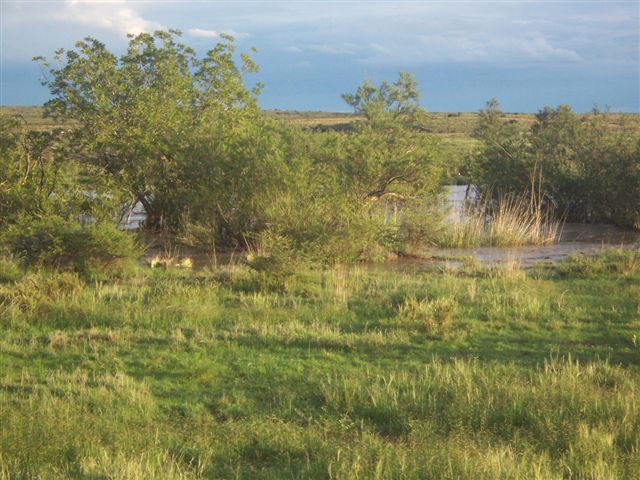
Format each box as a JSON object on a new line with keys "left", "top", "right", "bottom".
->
{"left": 1, "top": 30, "right": 638, "bottom": 271}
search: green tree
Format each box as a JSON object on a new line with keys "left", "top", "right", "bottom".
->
{"left": 322, "top": 73, "right": 445, "bottom": 253}
{"left": 36, "top": 30, "right": 260, "bottom": 230}
{"left": 341, "top": 71, "right": 421, "bottom": 120}
{"left": 473, "top": 101, "right": 640, "bottom": 227}
{"left": 335, "top": 72, "right": 442, "bottom": 204}
{"left": 471, "top": 98, "right": 532, "bottom": 194}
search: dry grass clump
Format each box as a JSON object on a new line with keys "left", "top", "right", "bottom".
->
{"left": 397, "top": 296, "right": 457, "bottom": 331}
{"left": 0, "top": 271, "right": 83, "bottom": 313}
{"left": 439, "top": 174, "right": 563, "bottom": 248}
{"left": 440, "top": 190, "right": 562, "bottom": 248}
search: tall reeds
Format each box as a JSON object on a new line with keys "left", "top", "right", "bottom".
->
{"left": 438, "top": 171, "right": 563, "bottom": 248}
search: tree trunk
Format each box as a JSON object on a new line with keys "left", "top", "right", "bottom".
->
{"left": 136, "top": 193, "right": 162, "bottom": 231}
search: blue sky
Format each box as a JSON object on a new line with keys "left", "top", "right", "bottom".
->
{"left": 1, "top": 1, "right": 638, "bottom": 112}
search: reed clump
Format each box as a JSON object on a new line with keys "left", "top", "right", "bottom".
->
{"left": 438, "top": 178, "right": 562, "bottom": 248}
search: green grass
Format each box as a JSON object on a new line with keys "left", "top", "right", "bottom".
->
{"left": 1, "top": 250, "right": 639, "bottom": 478}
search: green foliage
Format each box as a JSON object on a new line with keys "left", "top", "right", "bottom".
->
{"left": 36, "top": 30, "right": 261, "bottom": 231}
{"left": 341, "top": 71, "right": 421, "bottom": 119}
{"left": 0, "top": 111, "right": 131, "bottom": 279}
{"left": 181, "top": 72, "right": 445, "bottom": 261}
{"left": 275, "top": 72, "right": 446, "bottom": 259}
{"left": 256, "top": 161, "right": 388, "bottom": 263}
{"left": 472, "top": 100, "right": 640, "bottom": 228}
{"left": 179, "top": 114, "right": 293, "bottom": 246}
{"left": 4, "top": 216, "right": 141, "bottom": 277}
{"left": 333, "top": 73, "right": 443, "bottom": 203}
{"left": 0, "top": 115, "right": 73, "bottom": 226}
{"left": 37, "top": 32, "right": 444, "bottom": 261}
{"left": 0, "top": 110, "right": 128, "bottom": 239}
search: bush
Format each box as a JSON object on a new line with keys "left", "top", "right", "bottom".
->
{"left": 472, "top": 102, "right": 640, "bottom": 228}
{"left": 3, "top": 217, "right": 141, "bottom": 278}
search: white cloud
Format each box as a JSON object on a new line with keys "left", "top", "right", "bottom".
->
{"left": 188, "top": 28, "right": 249, "bottom": 40}
{"left": 189, "top": 28, "right": 219, "bottom": 38}
{"left": 309, "top": 43, "right": 360, "bottom": 55}
{"left": 357, "top": 30, "right": 582, "bottom": 66}
{"left": 221, "top": 29, "right": 249, "bottom": 40}
{"left": 369, "top": 43, "right": 391, "bottom": 54}
{"left": 1, "top": 0, "right": 633, "bottom": 72}
{"left": 518, "top": 35, "right": 582, "bottom": 61}
{"left": 55, "top": 0, "right": 164, "bottom": 35}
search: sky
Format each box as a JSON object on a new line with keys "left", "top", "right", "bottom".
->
{"left": 1, "top": 1, "right": 638, "bottom": 112}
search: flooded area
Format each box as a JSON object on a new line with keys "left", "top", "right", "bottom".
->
{"left": 137, "top": 185, "right": 639, "bottom": 268}
{"left": 119, "top": 201, "right": 147, "bottom": 230}
{"left": 438, "top": 185, "right": 640, "bottom": 267}
{"left": 419, "top": 228, "right": 639, "bottom": 268}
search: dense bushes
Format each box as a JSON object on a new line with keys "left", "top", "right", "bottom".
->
{"left": 31, "top": 31, "right": 446, "bottom": 261}
{"left": 472, "top": 101, "right": 640, "bottom": 228}
{"left": 3, "top": 217, "right": 140, "bottom": 277}
{"left": 0, "top": 109, "right": 138, "bottom": 277}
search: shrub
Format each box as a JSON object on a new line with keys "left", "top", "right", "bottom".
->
{"left": 3, "top": 216, "right": 141, "bottom": 278}
{"left": 472, "top": 102, "right": 640, "bottom": 228}
{"left": 242, "top": 234, "right": 299, "bottom": 292}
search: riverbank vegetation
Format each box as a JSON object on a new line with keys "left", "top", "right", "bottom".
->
{"left": 472, "top": 99, "right": 640, "bottom": 229}
{"left": 2, "top": 30, "right": 638, "bottom": 269}
{"left": 1, "top": 249, "right": 639, "bottom": 477}
{"left": 435, "top": 188, "right": 563, "bottom": 248}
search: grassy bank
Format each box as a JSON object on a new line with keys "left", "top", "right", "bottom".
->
{"left": 1, "top": 250, "right": 639, "bottom": 478}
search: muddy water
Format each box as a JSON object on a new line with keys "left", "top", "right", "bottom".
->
{"left": 419, "top": 230, "right": 639, "bottom": 268}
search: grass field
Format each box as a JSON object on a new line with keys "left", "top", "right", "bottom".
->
{"left": 1, "top": 250, "right": 639, "bottom": 478}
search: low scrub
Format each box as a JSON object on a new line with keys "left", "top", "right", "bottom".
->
{"left": 3, "top": 217, "right": 141, "bottom": 278}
